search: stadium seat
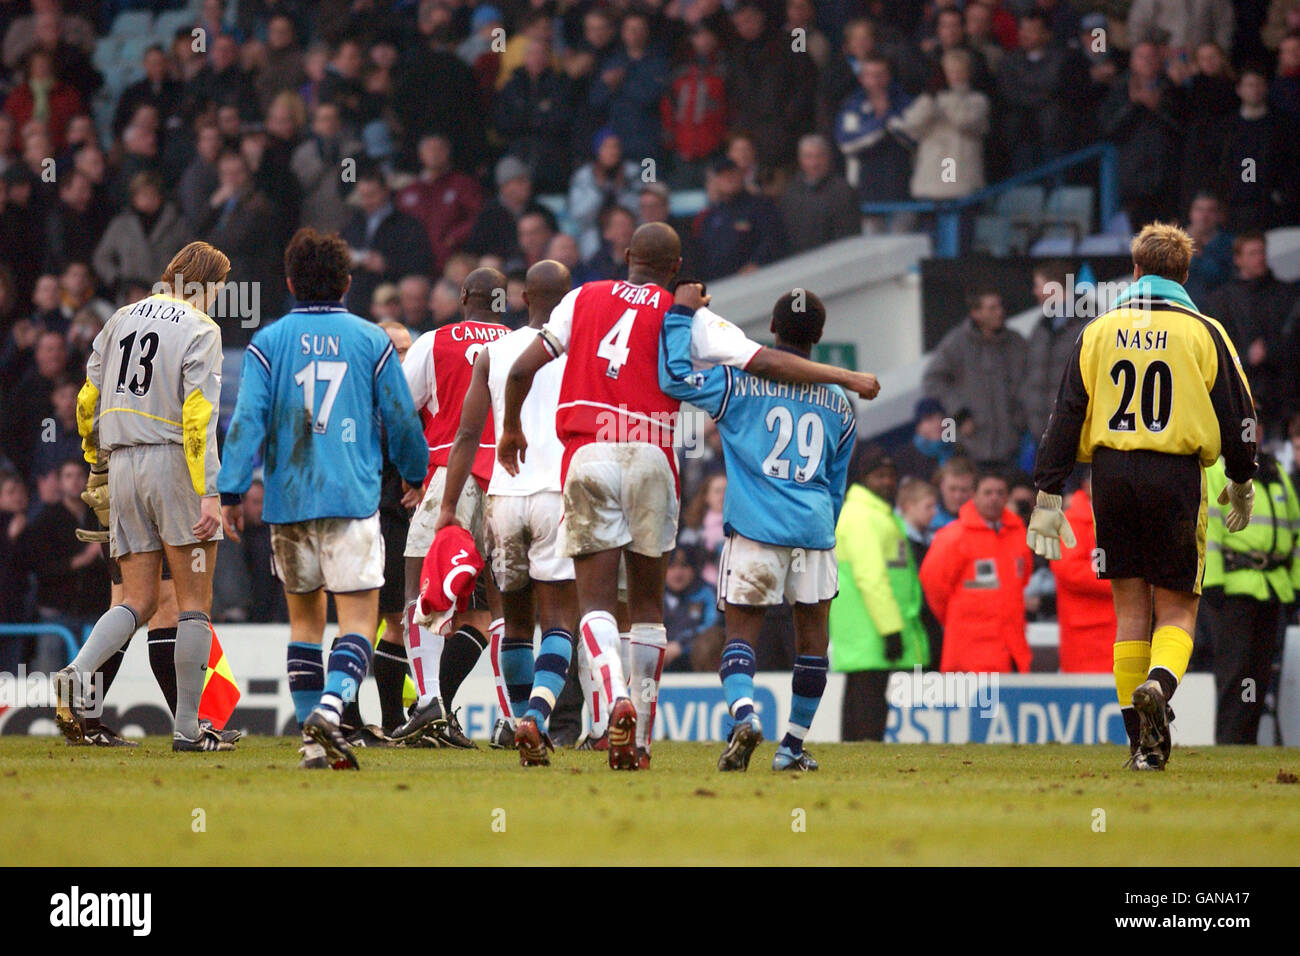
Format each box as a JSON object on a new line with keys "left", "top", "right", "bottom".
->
{"left": 110, "top": 10, "right": 153, "bottom": 39}
{"left": 1077, "top": 234, "right": 1128, "bottom": 255}
{"left": 1040, "top": 186, "right": 1094, "bottom": 242}
{"left": 669, "top": 189, "right": 707, "bottom": 218}
{"left": 1029, "top": 235, "right": 1076, "bottom": 257}
{"left": 992, "top": 185, "right": 1045, "bottom": 251}
{"left": 154, "top": 9, "right": 197, "bottom": 42}
{"left": 1104, "top": 209, "right": 1133, "bottom": 237}
{"left": 971, "top": 215, "right": 1016, "bottom": 256}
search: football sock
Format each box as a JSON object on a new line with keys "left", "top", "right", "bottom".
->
{"left": 524, "top": 628, "right": 572, "bottom": 729}
{"left": 1148, "top": 625, "right": 1192, "bottom": 702}
{"left": 373, "top": 637, "right": 408, "bottom": 732}
{"left": 287, "top": 641, "right": 324, "bottom": 728}
{"left": 70, "top": 604, "right": 139, "bottom": 676}
{"left": 319, "top": 633, "right": 372, "bottom": 725}
{"left": 620, "top": 632, "right": 632, "bottom": 694}
{"left": 441, "top": 623, "right": 488, "bottom": 706}
{"left": 488, "top": 621, "right": 513, "bottom": 726}
{"left": 719, "top": 639, "right": 757, "bottom": 723}
{"left": 781, "top": 655, "right": 828, "bottom": 754}
{"left": 576, "top": 634, "right": 606, "bottom": 736}
{"left": 84, "top": 639, "right": 131, "bottom": 732}
{"left": 327, "top": 636, "right": 365, "bottom": 730}
{"left": 501, "top": 635, "right": 535, "bottom": 718}
{"left": 1113, "top": 640, "right": 1150, "bottom": 750}
{"left": 579, "top": 611, "right": 627, "bottom": 727}
{"left": 630, "top": 623, "right": 666, "bottom": 749}
{"left": 404, "top": 601, "right": 444, "bottom": 707}
{"left": 147, "top": 627, "right": 178, "bottom": 715}
{"left": 174, "top": 611, "right": 213, "bottom": 740}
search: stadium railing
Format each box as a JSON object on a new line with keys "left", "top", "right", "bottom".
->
{"left": 860, "top": 143, "right": 1118, "bottom": 258}
{"left": 0, "top": 624, "right": 82, "bottom": 668}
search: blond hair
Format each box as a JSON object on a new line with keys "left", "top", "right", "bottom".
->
{"left": 1130, "top": 222, "right": 1194, "bottom": 282}
{"left": 158, "top": 241, "right": 231, "bottom": 290}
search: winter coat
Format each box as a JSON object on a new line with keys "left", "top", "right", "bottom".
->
{"left": 890, "top": 86, "right": 989, "bottom": 199}
{"left": 92, "top": 203, "right": 192, "bottom": 291}
{"left": 1050, "top": 489, "right": 1116, "bottom": 673}
{"left": 1022, "top": 311, "right": 1090, "bottom": 442}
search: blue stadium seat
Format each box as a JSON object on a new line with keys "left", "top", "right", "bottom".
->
{"left": 1041, "top": 186, "right": 1094, "bottom": 241}
{"left": 110, "top": 10, "right": 153, "bottom": 39}
{"left": 972, "top": 215, "right": 1015, "bottom": 256}
{"left": 1029, "top": 235, "right": 1076, "bottom": 257}
{"left": 1077, "top": 234, "right": 1128, "bottom": 256}
{"left": 669, "top": 189, "right": 707, "bottom": 218}
{"left": 154, "top": 9, "right": 197, "bottom": 43}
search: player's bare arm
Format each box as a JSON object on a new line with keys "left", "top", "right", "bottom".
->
{"left": 435, "top": 349, "right": 492, "bottom": 532}
{"left": 672, "top": 282, "right": 881, "bottom": 400}
{"left": 499, "top": 335, "right": 555, "bottom": 475}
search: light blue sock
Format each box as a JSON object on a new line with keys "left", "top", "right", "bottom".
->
{"left": 500, "top": 636, "right": 534, "bottom": 719}
{"left": 318, "top": 633, "right": 372, "bottom": 723}
{"left": 782, "top": 655, "right": 828, "bottom": 754}
{"left": 524, "top": 629, "right": 572, "bottom": 728}
{"left": 719, "top": 639, "right": 756, "bottom": 723}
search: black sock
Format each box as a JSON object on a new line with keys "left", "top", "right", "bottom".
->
{"left": 440, "top": 625, "right": 487, "bottom": 707}
{"left": 1122, "top": 707, "right": 1141, "bottom": 754}
{"left": 86, "top": 638, "right": 131, "bottom": 732}
{"left": 373, "top": 638, "right": 409, "bottom": 733}
{"left": 1150, "top": 667, "right": 1178, "bottom": 702}
{"left": 147, "top": 627, "right": 178, "bottom": 716}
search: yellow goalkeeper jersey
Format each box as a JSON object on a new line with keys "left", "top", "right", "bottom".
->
{"left": 1035, "top": 275, "right": 1257, "bottom": 494}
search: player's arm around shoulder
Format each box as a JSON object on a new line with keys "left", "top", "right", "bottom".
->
{"left": 658, "top": 302, "right": 730, "bottom": 418}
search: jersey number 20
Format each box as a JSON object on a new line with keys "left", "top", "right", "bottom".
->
{"left": 762, "top": 407, "right": 824, "bottom": 483}
{"left": 294, "top": 360, "right": 348, "bottom": 434}
{"left": 1108, "top": 359, "right": 1172, "bottom": 432}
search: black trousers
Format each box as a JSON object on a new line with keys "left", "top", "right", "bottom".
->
{"left": 842, "top": 669, "right": 892, "bottom": 742}
{"left": 1211, "top": 595, "right": 1282, "bottom": 745}
{"left": 547, "top": 640, "right": 585, "bottom": 747}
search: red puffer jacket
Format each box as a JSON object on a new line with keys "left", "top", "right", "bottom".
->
{"left": 1050, "top": 489, "right": 1116, "bottom": 672}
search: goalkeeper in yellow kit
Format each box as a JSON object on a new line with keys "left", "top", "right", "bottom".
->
{"left": 1027, "top": 223, "right": 1257, "bottom": 770}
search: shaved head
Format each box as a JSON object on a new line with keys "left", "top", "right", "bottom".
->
{"left": 627, "top": 221, "right": 682, "bottom": 286}
{"left": 462, "top": 266, "right": 507, "bottom": 301}
{"left": 524, "top": 259, "right": 572, "bottom": 312}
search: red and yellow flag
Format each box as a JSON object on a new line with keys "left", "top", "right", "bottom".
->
{"left": 198, "top": 626, "right": 240, "bottom": 729}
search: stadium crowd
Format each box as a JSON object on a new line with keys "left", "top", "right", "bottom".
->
{"left": 2, "top": 0, "right": 1300, "bottom": 743}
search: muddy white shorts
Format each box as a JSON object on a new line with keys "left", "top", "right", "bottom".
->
{"left": 270, "top": 512, "right": 384, "bottom": 594}
{"left": 107, "top": 443, "right": 220, "bottom": 557}
{"left": 405, "top": 466, "right": 486, "bottom": 559}
{"left": 486, "top": 490, "right": 573, "bottom": 591}
{"left": 560, "top": 442, "right": 678, "bottom": 558}
{"left": 716, "top": 532, "right": 838, "bottom": 608}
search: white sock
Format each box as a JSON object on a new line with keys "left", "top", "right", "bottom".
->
{"left": 173, "top": 611, "right": 212, "bottom": 740}
{"left": 620, "top": 632, "right": 632, "bottom": 695}
{"left": 487, "top": 617, "right": 513, "bottom": 728}
{"left": 579, "top": 611, "right": 627, "bottom": 728}
{"left": 630, "top": 623, "right": 667, "bottom": 749}
{"left": 577, "top": 633, "right": 606, "bottom": 736}
{"left": 404, "top": 601, "right": 443, "bottom": 706}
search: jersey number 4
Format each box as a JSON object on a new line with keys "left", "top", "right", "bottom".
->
{"left": 597, "top": 309, "right": 636, "bottom": 379}
{"left": 294, "top": 360, "right": 348, "bottom": 434}
{"left": 1108, "top": 359, "right": 1172, "bottom": 432}
{"left": 762, "top": 407, "right": 824, "bottom": 483}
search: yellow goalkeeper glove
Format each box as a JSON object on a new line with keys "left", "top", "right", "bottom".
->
{"left": 1217, "top": 480, "right": 1254, "bottom": 533}
{"left": 1026, "top": 491, "right": 1076, "bottom": 561}
{"left": 81, "top": 465, "right": 109, "bottom": 528}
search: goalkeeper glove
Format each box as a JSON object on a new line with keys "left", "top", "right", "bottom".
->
{"left": 1217, "top": 480, "right": 1254, "bottom": 533}
{"left": 74, "top": 528, "right": 108, "bottom": 544}
{"left": 81, "top": 464, "right": 109, "bottom": 528}
{"left": 1025, "top": 491, "right": 1076, "bottom": 561}
{"left": 883, "top": 632, "right": 903, "bottom": 661}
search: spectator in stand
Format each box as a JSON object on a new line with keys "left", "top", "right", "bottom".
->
{"left": 177, "top": 121, "right": 223, "bottom": 228}
{"left": 996, "top": 13, "right": 1067, "bottom": 174}
{"left": 820, "top": 18, "right": 881, "bottom": 126}
{"left": 663, "top": 544, "right": 721, "bottom": 673}
{"left": 891, "top": 48, "right": 989, "bottom": 215}
{"left": 896, "top": 476, "right": 944, "bottom": 670}
{"left": 1264, "top": 1, "right": 1300, "bottom": 49}
{"left": 1050, "top": 470, "right": 1116, "bottom": 672}
{"left": 678, "top": 472, "right": 727, "bottom": 584}
{"left": 315, "top": 37, "right": 369, "bottom": 137}
{"left": 253, "top": 14, "right": 306, "bottom": 113}
{"left": 92, "top": 172, "right": 190, "bottom": 296}
{"left": 369, "top": 283, "right": 401, "bottom": 323}
{"left": 457, "top": 4, "right": 504, "bottom": 103}
{"left": 920, "top": 470, "right": 1033, "bottom": 673}
{"left": 1100, "top": 40, "right": 1185, "bottom": 230}
{"left": 834, "top": 56, "right": 914, "bottom": 229}
{"left": 692, "top": 155, "right": 786, "bottom": 279}
{"left": 1021, "top": 260, "right": 1088, "bottom": 446}
{"left": 831, "top": 444, "right": 929, "bottom": 740}
{"left": 1177, "top": 42, "right": 1238, "bottom": 209}
{"left": 395, "top": 133, "right": 482, "bottom": 274}
{"left": 1218, "top": 66, "right": 1298, "bottom": 232}
{"left": 930, "top": 455, "right": 976, "bottom": 532}
{"left": 545, "top": 231, "right": 598, "bottom": 285}
{"left": 1183, "top": 192, "right": 1234, "bottom": 305}
{"left": 568, "top": 129, "right": 642, "bottom": 260}
{"left": 783, "top": 0, "right": 829, "bottom": 69}
{"left": 3, "top": 4, "right": 96, "bottom": 73}
{"left": 4, "top": 49, "right": 82, "bottom": 152}
{"left": 341, "top": 166, "right": 435, "bottom": 320}
{"left": 727, "top": 0, "right": 815, "bottom": 170}
{"left": 29, "top": 375, "right": 79, "bottom": 478}
{"left": 291, "top": 101, "right": 363, "bottom": 234}
{"left": 198, "top": 150, "right": 279, "bottom": 326}
{"left": 1271, "top": 32, "right": 1300, "bottom": 123}
{"left": 1, "top": 327, "right": 71, "bottom": 476}
{"left": 1208, "top": 232, "right": 1300, "bottom": 433}
{"left": 588, "top": 8, "right": 669, "bottom": 163}
{"left": 429, "top": 276, "right": 462, "bottom": 327}
{"left": 1127, "top": 0, "right": 1234, "bottom": 54}
{"left": 661, "top": 19, "right": 728, "bottom": 188}
{"left": 964, "top": 2, "right": 1005, "bottom": 74}
{"left": 15, "top": 457, "right": 108, "bottom": 672}
{"left": 397, "top": 275, "right": 433, "bottom": 332}
{"left": 923, "top": 288, "right": 1027, "bottom": 470}
{"left": 515, "top": 209, "right": 555, "bottom": 272}
{"left": 45, "top": 168, "right": 106, "bottom": 271}
{"left": 894, "top": 397, "right": 960, "bottom": 483}
{"left": 0, "top": 469, "right": 29, "bottom": 672}
{"left": 779, "top": 133, "right": 859, "bottom": 255}
{"left": 113, "top": 45, "right": 182, "bottom": 139}
{"left": 724, "top": 131, "right": 764, "bottom": 195}
{"left": 465, "top": 155, "right": 555, "bottom": 263}
{"left": 494, "top": 36, "right": 576, "bottom": 193}
{"left": 184, "top": 32, "right": 257, "bottom": 121}
{"left": 582, "top": 205, "right": 635, "bottom": 281}
{"left": 921, "top": 7, "right": 995, "bottom": 95}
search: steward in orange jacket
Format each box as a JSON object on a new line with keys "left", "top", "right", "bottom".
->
{"left": 920, "top": 476, "right": 1032, "bottom": 672}
{"left": 1050, "top": 487, "right": 1116, "bottom": 672}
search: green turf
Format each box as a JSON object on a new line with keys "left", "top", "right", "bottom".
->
{"left": 2, "top": 737, "right": 1297, "bottom": 865}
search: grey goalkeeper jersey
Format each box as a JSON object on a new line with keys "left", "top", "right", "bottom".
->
{"left": 78, "top": 294, "right": 224, "bottom": 496}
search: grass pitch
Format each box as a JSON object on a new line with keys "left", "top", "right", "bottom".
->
{"left": 2, "top": 737, "right": 1297, "bottom": 865}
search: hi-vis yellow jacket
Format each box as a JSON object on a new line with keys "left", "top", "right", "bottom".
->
{"left": 1203, "top": 456, "right": 1300, "bottom": 602}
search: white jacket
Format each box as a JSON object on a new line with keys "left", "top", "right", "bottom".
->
{"left": 889, "top": 87, "right": 989, "bottom": 200}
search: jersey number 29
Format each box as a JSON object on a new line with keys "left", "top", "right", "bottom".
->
{"left": 762, "top": 407, "right": 824, "bottom": 483}
{"left": 294, "top": 360, "right": 348, "bottom": 434}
